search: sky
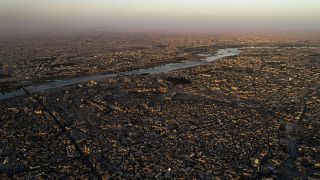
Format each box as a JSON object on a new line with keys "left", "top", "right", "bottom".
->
{"left": 0, "top": 0, "right": 320, "bottom": 32}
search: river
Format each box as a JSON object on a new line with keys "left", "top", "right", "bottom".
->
{"left": 0, "top": 48, "right": 240, "bottom": 100}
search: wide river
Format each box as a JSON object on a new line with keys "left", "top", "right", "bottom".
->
{"left": 0, "top": 48, "right": 240, "bottom": 100}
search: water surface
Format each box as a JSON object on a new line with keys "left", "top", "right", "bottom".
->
{"left": 0, "top": 48, "right": 240, "bottom": 100}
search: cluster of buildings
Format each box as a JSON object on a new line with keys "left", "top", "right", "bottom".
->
{"left": 0, "top": 34, "right": 214, "bottom": 91}
{"left": 0, "top": 41, "right": 319, "bottom": 178}
{"left": 0, "top": 32, "right": 320, "bottom": 179}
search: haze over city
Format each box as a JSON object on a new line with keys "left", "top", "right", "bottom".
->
{"left": 1, "top": 0, "right": 320, "bottom": 179}
{"left": 1, "top": 0, "right": 320, "bottom": 32}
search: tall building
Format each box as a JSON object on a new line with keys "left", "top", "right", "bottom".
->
{"left": 8, "top": 64, "right": 15, "bottom": 77}
{"left": 0, "top": 63, "right": 3, "bottom": 74}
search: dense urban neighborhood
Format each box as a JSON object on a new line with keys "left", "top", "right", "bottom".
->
{"left": 0, "top": 33, "right": 320, "bottom": 179}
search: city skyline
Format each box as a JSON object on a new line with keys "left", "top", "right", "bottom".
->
{"left": 1, "top": 0, "right": 320, "bottom": 32}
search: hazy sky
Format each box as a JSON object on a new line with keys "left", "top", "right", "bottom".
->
{"left": 1, "top": 0, "right": 320, "bottom": 32}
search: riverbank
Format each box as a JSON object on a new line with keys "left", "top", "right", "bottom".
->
{"left": 0, "top": 48, "right": 240, "bottom": 100}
